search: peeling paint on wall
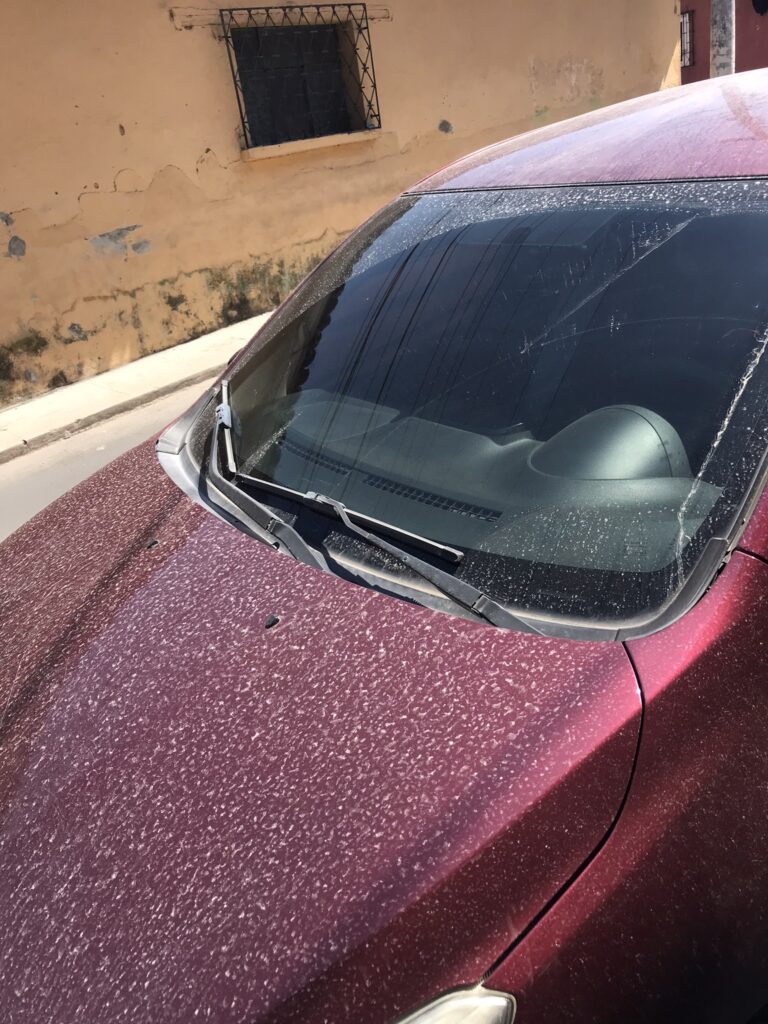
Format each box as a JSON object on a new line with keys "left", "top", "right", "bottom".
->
{"left": 528, "top": 56, "right": 606, "bottom": 106}
{"left": 7, "top": 236, "right": 26, "bottom": 258}
{"left": 66, "top": 323, "right": 90, "bottom": 342}
{"left": 89, "top": 225, "right": 142, "bottom": 256}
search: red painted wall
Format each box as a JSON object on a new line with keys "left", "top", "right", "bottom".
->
{"left": 681, "top": 0, "right": 711, "bottom": 84}
{"left": 737, "top": 0, "right": 768, "bottom": 71}
{"left": 682, "top": 0, "right": 768, "bottom": 84}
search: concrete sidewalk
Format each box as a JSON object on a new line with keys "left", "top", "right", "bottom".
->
{"left": 0, "top": 313, "right": 270, "bottom": 465}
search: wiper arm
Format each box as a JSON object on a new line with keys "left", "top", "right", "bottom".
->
{"left": 209, "top": 388, "right": 329, "bottom": 574}
{"left": 236, "top": 469, "right": 463, "bottom": 564}
{"left": 307, "top": 493, "right": 542, "bottom": 635}
{"left": 212, "top": 390, "right": 537, "bottom": 631}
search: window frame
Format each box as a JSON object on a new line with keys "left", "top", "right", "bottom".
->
{"left": 220, "top": 4, "right": 382, "bottom": 151}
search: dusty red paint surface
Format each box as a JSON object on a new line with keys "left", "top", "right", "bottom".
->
{"left": 413, "top": 69, "right": 768, "bottom": 191}
{"left": 488, "top": 548, "right": 768, "bottom": 1023}
{"left": 0, "top": 444, "right": 640, "bottom": 1023}
{"left": 737, "top": 490, "right": 768, "bottom": 560}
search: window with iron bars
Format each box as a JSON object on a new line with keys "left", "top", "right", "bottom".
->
{"left": 220, "top": 5, "right": 382, "bottom": 150}
{"left": 680, "top": 10, "right": 694, "bottom": 68}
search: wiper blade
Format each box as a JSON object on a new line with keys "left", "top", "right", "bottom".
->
{"left": 307, "top": 493, "right": 542, "bottom": 635}
{"left": 209, "top": 389, "right": 329, "bottom": 574}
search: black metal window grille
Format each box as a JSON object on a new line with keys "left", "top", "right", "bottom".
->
{"left": 680, "top": 11, "right": 694, "bottom": 68}
{"left": 220, "top": 5, "right": 381, "bottom": 149}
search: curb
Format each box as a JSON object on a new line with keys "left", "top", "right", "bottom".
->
{"left": 0, "top": 366, "right": 221, "bottom": 466}
{"left": 0, "top": 313, "right": 270, "bottom": 467}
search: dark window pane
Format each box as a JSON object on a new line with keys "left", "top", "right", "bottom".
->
{"left": 232, "top": 24, "right": 352, "bottom": 146}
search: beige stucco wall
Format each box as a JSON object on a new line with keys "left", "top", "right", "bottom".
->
{"left": 0, "top": 0, "right": 680, "bottom": 404}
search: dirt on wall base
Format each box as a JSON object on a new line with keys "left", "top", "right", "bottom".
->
{"left": 0, "top": 247, "right": 328, "bottom": 406}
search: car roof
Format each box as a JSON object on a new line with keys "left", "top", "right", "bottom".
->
{"left": 409, "top": 69, "right": 768, "bottom": 193}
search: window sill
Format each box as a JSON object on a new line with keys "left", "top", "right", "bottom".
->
{"left": 240, "top": 129, "right": 393, "bottom": 163}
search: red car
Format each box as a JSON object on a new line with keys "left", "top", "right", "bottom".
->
{"left": 3, "top": 70, "right": 768, "bottom": 1024}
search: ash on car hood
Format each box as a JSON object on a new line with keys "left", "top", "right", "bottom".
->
{"left": 0, "top": 443, "right": 640, "bottom": 1024}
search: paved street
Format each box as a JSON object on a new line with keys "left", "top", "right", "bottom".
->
{"left": 0, "top": 379, "right": 213, "bottom": 543}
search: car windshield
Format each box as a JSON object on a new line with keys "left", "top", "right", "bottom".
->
{"left": 226, "top": 181, "right": 768, "bottom": 626}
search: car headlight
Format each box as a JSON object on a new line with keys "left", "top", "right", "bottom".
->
{"left": 393, "top": 987, "right": 516, "bottom": 1024}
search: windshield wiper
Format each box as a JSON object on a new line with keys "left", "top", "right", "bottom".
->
{"left": 213, "top": 388, "right": 538, "bottom": 633}
{"left": 209, "top": 387, "right": 329, "bottom": 573}
{"left": 307, "top": 493, "right": 542, "bottom": 634}
{"left": 236, "top": 469, "right": 463, "bottom": 564}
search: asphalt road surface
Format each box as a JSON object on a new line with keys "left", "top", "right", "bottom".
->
{"left": 0, "top": 380, "right": 212, "bottom": 543}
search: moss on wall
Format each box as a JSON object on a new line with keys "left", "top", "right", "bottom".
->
{"left": 0, "top": 249, "right": 327, "bottom": 404}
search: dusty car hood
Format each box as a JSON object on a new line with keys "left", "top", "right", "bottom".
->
{"left": 0, "top": 442, "right": 640, "bottom": 1024}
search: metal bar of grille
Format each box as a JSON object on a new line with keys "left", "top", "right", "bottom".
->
{"left": 220, "top": 4, "right": 382, "bottom": 149}
{"left": 220, "top": 9, "right": 252, "bottom": 147}
{"left": 680, "top": 11, "right": 694, "bottom": 68}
